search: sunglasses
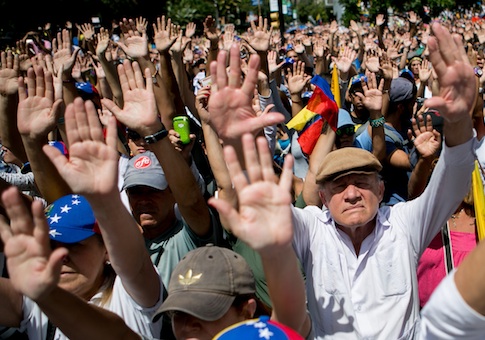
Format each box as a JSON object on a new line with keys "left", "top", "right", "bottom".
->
{"left": 127, "top": 129, "right": 142, "bottom": 141}
{"left": 336, "top": 126, "right": 355, "bottom": 137}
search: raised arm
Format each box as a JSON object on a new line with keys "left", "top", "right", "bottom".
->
{"left": 17, "top": 66, "right": 72, "bottom": 204}
{"left": 43, "top": 97, "right": 160, "bottom": 308}
{"left": 102, "top": 60, "right": 212, "bottom": 238}
{"left": 0, "top": 51, "right": 26, "bottom": 163}
{"left": 208, "top": 135, "right": 310, "bottom": 337}
{"left": 425, "top": 22, "right": 475, "bottom": 147}
{"left": 0, "top": 187, "right": 142, "bottom": 340}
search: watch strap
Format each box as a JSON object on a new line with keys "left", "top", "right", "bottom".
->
{"left": 144, "top": 129, "right": 168, "bottom": 144}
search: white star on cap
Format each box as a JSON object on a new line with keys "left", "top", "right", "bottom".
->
{"left": 71, "top": 199, "right": 81, "bottom": 205}
{"left": 258, "top": 328, "right": 274, "bottom": 339}
{"left": 254, "top": 321, "right": 266, "bottom": 328}
{"left": 49, "top": 213, "right": 61, "bottom": 224}
{"left": 49, "top": 229, "right": 62, "bottom": 238}
{"left": 60, "top": 205, "right": 71, "bottom": 213}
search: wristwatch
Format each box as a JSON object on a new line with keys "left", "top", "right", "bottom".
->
{"left": 474, "top": 66, "right": 483, "bottom": 78}
{"left": 144, "top": 129, "right": 168, "bottom": 144}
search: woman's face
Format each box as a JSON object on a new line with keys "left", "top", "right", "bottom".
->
{"left": 410, "top": 60, "right": 421, "bottom": 75}
{"left": 53, "top": 235, "right": 107, "bottom": 300}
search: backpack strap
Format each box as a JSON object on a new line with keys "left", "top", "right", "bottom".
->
{"left": 441, "top": 222, "right": 454, "bottom": 274}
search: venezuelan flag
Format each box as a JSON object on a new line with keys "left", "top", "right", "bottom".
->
{"left": 286, "top": 75, "right": 338, "bottom": 155}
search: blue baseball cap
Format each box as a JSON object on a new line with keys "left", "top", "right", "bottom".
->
{"left": 349, "top": 74, "right": 367, "bottom": 92}
{"left": 46, "top": 194, "right": 100, "bottom": 244}
{"left": 337, "top": 108, "right": 355, "bottom": 129}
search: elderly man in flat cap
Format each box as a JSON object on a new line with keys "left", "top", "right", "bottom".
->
{"left": 205, "top": 22, "right": 483, "bottom": 340}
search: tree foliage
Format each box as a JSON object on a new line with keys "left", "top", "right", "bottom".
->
{"left": 296, "top": 0, "right": 331, "bottom": 24}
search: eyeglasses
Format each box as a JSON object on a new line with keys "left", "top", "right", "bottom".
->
{"left": 127, "top": 129, "right": 142, "bottom": 141}
{"left": 336, "top": 126, "right": 355, "bottom": 137}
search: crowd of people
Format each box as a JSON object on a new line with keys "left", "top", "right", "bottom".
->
{"left": 1, "top": 6, "right": 485, "bottom": 340}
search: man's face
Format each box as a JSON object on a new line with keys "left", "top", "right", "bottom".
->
{"left": 127, "top": 185, "right": 175, "bottom": 231}
{"left": 320, "top": 173, "right": 384, "bottom": 228}
{"left": 350, "top": 89, "right": 365, "bottom": 112}
{"left": 170, "top": 305, "right": 245, "bottom": 340}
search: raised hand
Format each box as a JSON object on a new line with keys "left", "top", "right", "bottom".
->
{"left": 17, "top": 66, "right": 63, "bottom": 140}
{"left": 408, "top": 114, "right": 441, "bottom": 159}
{"left": 333, "top": 45, "right": 357, "bottom": 74}
{"left": 152, "top": 16, "right": 178, "bottom": 53}
{"left": 95, "top": 27, "right": 111, "bottom": 57}
{"left": 76, "top": 22, "right": 96, "bottom": 42}
{"left": 425, "top": 22, "right": 477, "bottom": 123}
{"left": 135, "top": 16, "right": 148, "bottom": 35}
{"left": 286, "top": 61, "right": 311, "bottom": 95}
{"left": 52, "top": 29, "right": 80, "bottom": 80}
{"left": 208, "top": 134, "right": 294, "bottom": 253}
{"left": 43, "top": 97, "right": 119, "bottom": 197}
{"left": 247, "top": 16, "right": 272, "bottom": 53}
{"left": 203, "top": 15, "right": 220, "bottom": 44}
{"left": 101, "top": 60, "right": 160, "bottom": 136}
{"left": 267, "top": 50, "right": 285, "bottom": 78}
{"left": 169, "top": 25, "right": 188, "bottom": 55}
{"left": 207, "top": 44, "right": 284, "bottom": 140}
{"left": 364, "top": 49, "right": 380, "bottom": 73}
{"left": 0, "top": 51, "right": 20, "bottom": 96}
{"left": 0, "top": 187, "right": 67, "bottom": 301}
{"left": 418, "top": 58, "right": 432, "bottom": 84}
{"left": 355, "top": 71, "right": 384, "bottom": 113}
{"left": 185, "top": 22, "right": 196, "bottom": 38}
{"left": 116, "top": 18, "right": 148, "bottom": 59}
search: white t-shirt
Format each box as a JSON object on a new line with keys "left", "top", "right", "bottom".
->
{"left": 419, "top": 270, "right": 485, "bottom": 339}
{"left": 291, "top": 139, "right": 477, "bottom": 339}
{"left": 19, "top": 273, "right": 163, "bottom": 340}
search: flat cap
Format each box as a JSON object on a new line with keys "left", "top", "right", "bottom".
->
{"left": 316, "top": 147, "right": 382, "bottom": 183}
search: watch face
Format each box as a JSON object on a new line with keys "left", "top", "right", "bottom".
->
{"left": 475, "top": 67, "right": 483, "bottom": 77}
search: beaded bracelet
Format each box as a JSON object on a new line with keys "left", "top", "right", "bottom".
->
{"left": 369, "top": 116, "right": 385, "bottom": 128}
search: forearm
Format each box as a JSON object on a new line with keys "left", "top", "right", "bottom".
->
{"left": 303, "top": 129, "right": 335, "bottom": 207}
{"left": 443, "top": 118, "right": 474, "bottom": 147}
{"left": 36, "top": 286, "right": 142, "bottom": 340}
{"left": 159, "top": 52, "right": 185, "bottom": 125}
{"left": 21, "top": 138, "right": 72, "bottom": 204}
{"left": 87, "top": 192, "right": 160, "bottom": 308}
{"left": 149, "top": 136, "right": 211, "bottom": 235}
{"left": 97, "top": 77, "right": 114, "bottom": 101}
{"left": 408, "top": 156, "right": 434, "bottom": 199}
{"left": 97, "top": 55, "right": 123, "bottom": 107}
{"left": 454, "top": 240, "right": 485, "bottom": 315}
{"left": 369, "top": 111, "right": 386, "bottom": 162}
{"left": 261, "top": 245, "right": 310, "bottom": 337}
{"left": 0, "top": 96, "right": 27, "bottom": 162}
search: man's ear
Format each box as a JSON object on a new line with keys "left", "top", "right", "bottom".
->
{"left": 241, "top": 298, "right": 257, "bottom": 319}
{"left": 318, "top": 189, "right": 329, "bottom": 208}
{"left": 378, "top": 179, "right": 385, "bottom": 203}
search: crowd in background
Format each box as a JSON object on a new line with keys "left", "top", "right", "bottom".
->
{"left": 1, "top": 5, "right": 485, "bottom": 340}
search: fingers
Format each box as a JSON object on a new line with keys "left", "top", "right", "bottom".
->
{"left": 223, "top": 144, "right": 247, "bottom": 194}
{"left": 279, "top": 154, "right": 295, "bottom": 194}
{"left": 1, "top": 187, "right": 34, "bottom": 236}
{"left": 241, "top": 53, "right": 260, "bottom": 96}
{"left": 243, "top": 133, "right": 262, "bottom": 184}
{"left": 207, "top": 197, "right": 239, "bottom": 234}
{"left": 256, "top": 136, "right": 276, "bottom": 183}
{"left": 228, "top": 44, "right": 241, "bottom": 88}
{"left": 0, "top": 215, "right": 12, "bottom": 245}
{"left": 216, "top": 50, "right": 229, "bottom": 89}
{"left": 31, "top": 200, "right": 51, "bottom": 252}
